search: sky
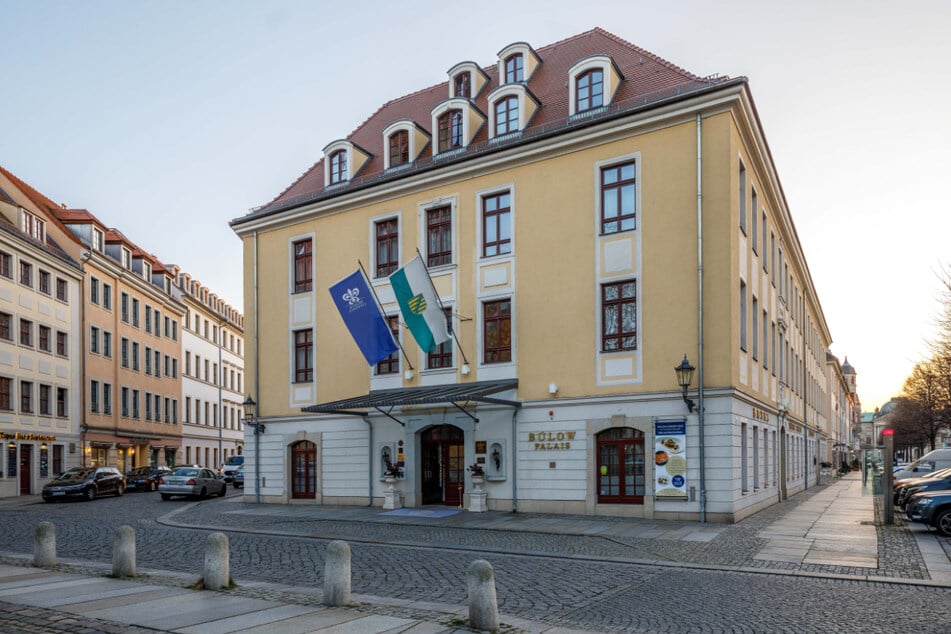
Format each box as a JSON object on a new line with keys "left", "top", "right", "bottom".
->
{"left": 2, "top": 0, "right": 949, "bottom": 412}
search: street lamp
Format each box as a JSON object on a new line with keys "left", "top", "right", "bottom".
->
{"left": 242, "top": 395, "right": 264, "bottom": 503}
{"left": 674, "top": 354, "right": 696, "bottom": 413}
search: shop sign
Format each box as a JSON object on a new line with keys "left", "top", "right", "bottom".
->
{"left": 528, "top": 431, "right": 575, "bottom": 450}
{"left": 654, "top": 420, "right": 687, "bottom": 499}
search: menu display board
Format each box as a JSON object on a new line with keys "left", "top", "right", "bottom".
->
{"left": 654, "top": 420, "right": 687, "bottom": 499}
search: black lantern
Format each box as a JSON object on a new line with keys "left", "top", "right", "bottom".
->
{"left": 674, "top": 354, "right": 696, "bottom": 413}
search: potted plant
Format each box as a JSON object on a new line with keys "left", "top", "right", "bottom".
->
{"left": 384, "top": 459, "right": 402, "bottom": 481}
{"left": 468, "top": 463, "right": 485, "bottom": 478}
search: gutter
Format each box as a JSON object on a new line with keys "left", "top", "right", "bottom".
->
{"left": 696, "top": 113, "right": 706, "bottom": 523}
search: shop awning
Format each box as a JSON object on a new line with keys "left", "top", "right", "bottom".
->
{"left": 301, "top": 378, "right": 520, "bottom": 425}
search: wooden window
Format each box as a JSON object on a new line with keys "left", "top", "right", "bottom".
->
{"left": 388, "top": 130, "right": 409, "bottom": 167}
{"left": 0, "top": 377, "right": 11, "bottom": 410}
{"left": 427, "top": 309, "right": 453, "bottom": 369}
{"left": 56, "top": 278, "right": 67, "bottom": 302}
{"left": 293, "top": 239, "right": 312, "bottom": 292}
{"left": 426, "top": 206, "right": 452, "bottom": 267}
{"left": 494, "top": 96, "right": 518, "bottom": 136}
{"left": 38, "top": 270, "right": 50, "bottom": 295}
{"left": 375, "top": 219, "right": 399, "bottom": 277}
{"left": 103, "top": 383, "right": 112, "bottom": 414}
{"left": 601, "top": 280, "right": 636, "bottom": 352}
{"left": 329, "top": 149, "right": 348, "bottom": 183}
{"left": 19, "top": 319, "right": 32, "bottom": 347}
{"left": 90, "top": 278, "right": 99, "bottom": 304}
{"left": 483, "top": 299, "right": 512, "bottom": 364}
{"left": 19, "top": 261, "right": 32, "bottom": 287}
{"left": 39, "top": 384, "right": 51, "bottom": 415}
{"left": 505, "top": 53, "right": 523, "bottom": 83}
{"left": 375, "top": 316, "right": 400, "bottom": 375}
{"left": 454, "top": 72, "right": 470, "bottom": 98}
{"left": 601, "top": 162, "right": 636, "bottom": 234}
{"left": 482, "top": 192, "right": 511, "bottom": 257}
{"left": 751, "top": 188, "right": 759, "bottom": 254}
{"left": 576, "top": 69, "right": 604, "bottom": 111}
{"left": 294, "top": 329, "right": 313, "bottom": 383}
{"left": 56, "top": 387, "right": 67, "bottom": 417}
{"left": 596, "top": 427, "right": 645, "bottom": 504}
{"left": 0, "top": 312, "right": 11, "bottom": 341}
{"left": 0, "top": 251, "right": 10, "bottom": 278}
{"left": 291, "top": 441, "right": 318, "bottom": 499}
{"left": 121, "top": 292, "right": 129, "bottom": 322}
{"left": 740, "top": 280, "right": 748, "bottom": 351}
{"left": 38, "top": 325, "right": 51, "bottom": 352}
{"left": 20, "top": 380, "right": 33, "bottom": 413}
{"left": 438, "top": 110, "right": 463, "bottom": 152}
{"left": 739, "top": 160, "right": 747, "bottom": 234}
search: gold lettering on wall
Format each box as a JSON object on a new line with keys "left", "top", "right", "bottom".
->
{"left": 527, "top": 431, "right": 577, "bottom": 450}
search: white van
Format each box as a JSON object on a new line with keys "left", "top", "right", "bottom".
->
{"left": 894, "top": 448, "right": 951, "bottom": 481}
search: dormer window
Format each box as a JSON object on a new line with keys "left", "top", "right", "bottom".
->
{"left": 438, "top": 110, "right": 464, "bottom": 152}
{"left": 447, "top": 61, "right": 489, "bottom": 100}
{"left": 121, "top": 248, "right": 132, "bottom": 270}
{"left": 487, "top": 84, "right": 537, "bottom": 140}
{"left": 504, "top": 54, "right": 523, "bottom": 83}
{"left": 92, "top": 228, "right": 104, "bottom": 252}
{"left": 576, "top": 69, "right": 604, "bottom": 112}
{"left": 143, "top": 262, "right": 152, "bottom": 281}
{"left": 495, "top": 97, "right": 518, "bottom": 136}
{"left": 388, "top": 130, "right": 409, "bottom": 167}
{"left": 454, "top": 73, "right": 471, "bottom": 98}
{"left": 329, "top": 150, "right": 348, "bottom": 184}
{"left": 21, "top": 210, "right": 45, "bottom": 242}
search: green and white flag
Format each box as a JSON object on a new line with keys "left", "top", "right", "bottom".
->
{"left": 389, "top": 255, "right": 450, "bottom": 352}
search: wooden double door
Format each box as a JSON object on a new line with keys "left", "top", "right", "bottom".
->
{"left": 420, "top": 425, "right": 464, "bottom": 507}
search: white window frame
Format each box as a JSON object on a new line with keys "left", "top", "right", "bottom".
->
{"left": 567, "top": 55, "right": 618, "bottom": 116}
{"left": 322, "top": 140, "right": 353, "bottom": 185}
{"left": 486, "top": 85, "right": 530, "bottom": 140}
{"left": 430, "top": 99, "right": 474, "bottom": 155}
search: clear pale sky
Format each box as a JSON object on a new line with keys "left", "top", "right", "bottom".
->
{"left": 2, "top": 0, "right": 948, "bottom": 412}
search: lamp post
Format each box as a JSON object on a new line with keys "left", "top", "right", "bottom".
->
{"left": 242, "top": 395, "right": 264, "bottom": 504}
{"left": 674, "top": 355, "right": 696, "bottom": 413}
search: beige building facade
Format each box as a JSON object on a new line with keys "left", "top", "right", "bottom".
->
{"left": 232, "top": 29, "right": 844, "bottom": 521}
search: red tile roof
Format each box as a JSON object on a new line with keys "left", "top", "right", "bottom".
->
{"left": 256, "top": 28, "right": 729, "bottom": 215}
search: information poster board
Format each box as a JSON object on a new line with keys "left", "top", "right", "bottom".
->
{"left": 654, "top": 420, "right": 687, "bottom": 499}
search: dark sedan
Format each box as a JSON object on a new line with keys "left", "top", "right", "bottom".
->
{"left": 906, "top": 490, "right": 951, "bottom": 536}
{"left": 158, "top": 466, "right": 226, "bottom": 500}
{"left": 898, "top": 473, "right": 951, "bottom": 510}
{"left": 42, "top": 467, "right": 126, "bottom": 502}
{"left": 125, "top": 465, "right": 173, "bottom": 492}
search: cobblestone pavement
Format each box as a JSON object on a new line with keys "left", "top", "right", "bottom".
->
{"left": 1, "top": 486, "right": 949, "bottom": 632}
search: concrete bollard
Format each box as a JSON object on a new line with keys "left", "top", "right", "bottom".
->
{"left": 111, "top": 525, "right": 136, "bottom": 578}
{"left": 467, "top": 559, "right": 499, "bottom": 631}
{"left": 203, "top": 532, "right": 230, "bottom": 590}
{"left": 322, "top": 540, "right": 351, "bottom": 606}
{"left": 34, "top": 521, "right": 56, "bottom": 567}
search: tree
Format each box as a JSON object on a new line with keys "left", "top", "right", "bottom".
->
{"left": 896, "top": 361, "right": 946, "bottom": 451}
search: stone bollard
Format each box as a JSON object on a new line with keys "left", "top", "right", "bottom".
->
{"left": 322, "top": 540, "right": 351, "bottom": 606}
{"left": 112, "top": 525, "right": 136, "bottom": 578}
{"left": 467, "top": 559, "right": 499, "bottom": 631}
{"left": 34, "top": 522, "right": 56, "bottom": 567}
{"left": 203, "top": 532, "right": 230, "bottom": 590}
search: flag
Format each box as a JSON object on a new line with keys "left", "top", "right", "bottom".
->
{"left": 389, "top": 256, "right": 450, "bottom": 352}
{"left": 329, "top": 270, "right": 399, "bottom": 366}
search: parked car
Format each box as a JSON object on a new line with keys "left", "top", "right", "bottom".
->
{"left": 898, "top": 473, "right": 951, "bottom": 510}
{"left": 221, "top": 455, "right": 244, "bottom": 483}
{"left": 894, "top": 467, "right": 951, "bottom": 506}
{"left": 232, "top": 465, "right": 244, "bottom": 489}
{"left": 125, "top": 465, "right": 173, "bottom": 492}
{"left": 42, "top": 466, "right": 126, "bottom": 502}
{"left": 894, "top": 448, "right": 951, "bottom": 480}
{"left": 158, "top": 466, "right": 226, "bottom": 500}
{"left": 906, "top": 489, "right": 951, "bottom": 536}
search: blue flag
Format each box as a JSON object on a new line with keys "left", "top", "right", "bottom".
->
{"left": 329, "top": 270, "right": 399, "bottom": 366}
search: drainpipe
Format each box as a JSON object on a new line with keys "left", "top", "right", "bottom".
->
{"left": 252, "top": 231, "right": 260, "bottom": 503}
{"left": 80, "top": 250, "right": 93, "bottom": 467}
{"left": 364, "top": 416, "right": 373, "bottom": 506}
{"left": 511, "top": 408, "right": 518, "bottom": 513}
{"left": 696, "top": 113, "right": 706, "bottom": 523}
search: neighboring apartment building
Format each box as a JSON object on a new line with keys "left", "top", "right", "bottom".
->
{"left": 826, "top": 353, "right": 858, "bottom": 470}
{"left": 0, "top": 177, "right": 83, "bottom": 499}
{"left": 231, "top": 28, "right": 841, "bottom": 521}
{"left": 178, "top": 270, "right": 245, "bottom": 470}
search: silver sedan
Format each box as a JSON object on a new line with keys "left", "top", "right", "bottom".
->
{"left": 158, "top": 466, "right": 227, "bottom": 500}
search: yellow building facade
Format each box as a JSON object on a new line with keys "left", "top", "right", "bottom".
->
{"left": 232, "top": 29, "right": 837, "bottom": 521}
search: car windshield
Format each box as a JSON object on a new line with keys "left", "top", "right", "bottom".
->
{"left": 172, "top": 468, "right": 200, "bottom": 477}
{"left": 53, "top": 468, "right": 94, "bottom": 482}
{"left": 225, "top": 456, "right": 244, "bottom": 466}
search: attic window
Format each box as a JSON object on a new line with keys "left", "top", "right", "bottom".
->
{"left": 93, "top": 228, "right": 104, "bottom": 252}
{"left": 143, "top": 262, "right": 152, "bottom": 281}
{"left": 576, "top": 69, "right": 604, "bottom": 112}
{"left": 121, "top": 248, "right": 132, "bottom": 270}
{"left": 568, "top": 56, "right": 620, "bottom": 117}
{"left": 454, "top": 73, "right": 471, "bottom": 98}
{"left": 20, "top": 211, "right": 45, "bottom": 242}
{"left": 438, "top": 110, "right": 464, "bottom": 152}
{"left": 389, "top": 131, "right": 409, "bottom": 168}
{"left": 329, "top": 150, "right": 348, "bottom": 184}
{"left": 504, "top": 54, "right": 523, "bottom": 83}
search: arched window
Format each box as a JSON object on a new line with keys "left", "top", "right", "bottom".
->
{"left": 291, "top": 440, "right": 317, "bottom": 499}
{"left": 596, "top": 427, "right": 645, "bottom": 504}
{"left": 504, "top": 53, "right": 523, "bottom": 83}
{"left": 329, "top": 150, "right": 348, "bottom": 184}
{"left": 438, "top": 110, "right": 463, "bottom": 152}
{"left": 494, "top": 96, "right": 519, "bottom": 136}
{"left": 454, "top": 73, "right": 471, "bottom": 98}
{"left": 388, "top": 130, "right": 409, "bottom": 167}
{"left": 576, "top": 69, "right": 604, "bottom": 112}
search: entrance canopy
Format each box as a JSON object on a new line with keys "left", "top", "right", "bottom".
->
{"left": 301, "top": 378, "right": 520, "bottom": 425}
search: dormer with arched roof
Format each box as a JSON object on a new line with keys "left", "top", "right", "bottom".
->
{"left": 497, "top": 41, "right": 540, "bottom": 84}
{"left": 567, "top": 54, "right": 624, "bottom": 117}
{"left": 382, "top": 119, "right": 430, "bottom": 170}
{"left": 430, "top": 99, "right": 486, "bottom": 156}
{"left": 447, "top": 61, "right": 490, "bottom": 99}
{"left": 322, "top": 140, "right": 372, "bottom": 186}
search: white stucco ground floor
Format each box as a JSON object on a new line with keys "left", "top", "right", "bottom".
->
{"left": 241, "top": 385, "right": 822, "bottom": 523}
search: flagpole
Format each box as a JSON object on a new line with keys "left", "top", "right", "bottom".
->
{"left": 414, "top": 248, "right": 470, "bottom": 367}
{"left": 358, "top": 259, "right": 414, "bottom": 371}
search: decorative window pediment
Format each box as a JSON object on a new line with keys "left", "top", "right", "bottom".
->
{"left": 568, "top": 55, "right": 623, "bottom": 116}
{"left": 497, "top": 42, "right": 540, "bottom": 84}
{"left": 322, "top": 140, "right": 372, "bottom": 186}
{"left": 382, "top": 120, "right": 430, "bottom": 170}
{"left": 486, "top": 84, "right": 538, "bottom": 139}
{"left": 431, "top": 99, "right": 486, "bottom": 155}
{"left": 447, "top": 61, "right": 490, "bottom": 99}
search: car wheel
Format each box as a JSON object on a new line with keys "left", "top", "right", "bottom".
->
{"left": 115, "top": 484, "right": 125, "bottom": 497}
{"left": 85, "top": 487, "right": 96, "bottom": 501}
{"left": 161, "top": 493, "right": 171, "bottom": 501}
{"left": 218, "top": 483, "right": 227, "bottom": 497}
{"left": 935, "top": 509, "right": 951, "bottom": 537}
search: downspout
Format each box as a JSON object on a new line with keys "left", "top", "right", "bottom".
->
{"left": 802, "top": 299, "right": 809, "bottom": 490}
{"left": 80, "top": 250, "right": 92, "bottom": 467}
{"left": 253, "top": 231, "right": 261, "bottom": 504}
{"left": 511, "top": 408, "right": 518, "bottom": 513}
{"left": 364, "top": 416, "right": 373, "bottom": 506}
{"left": 696, "top": 113, "right": 706, "bottom": 523}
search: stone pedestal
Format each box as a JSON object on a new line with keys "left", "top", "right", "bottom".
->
{"left": 468, "top": 476, "right": 487, "bottom": 512}
{"left": 382, "top": 477, "right": 402, "bottom": 510}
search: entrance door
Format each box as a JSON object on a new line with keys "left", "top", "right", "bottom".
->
{"left": 291, "top": 441, "right": 317, "bottom": 499}
{"left": 19, "top": 445, "right": 32, "bottom": 495}
{"left": 420, "top": 425, "right": 464, "bottom": 506}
